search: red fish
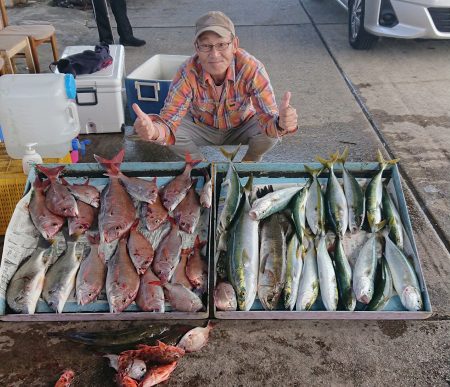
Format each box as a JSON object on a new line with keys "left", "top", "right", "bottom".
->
{"left": 63, "top": 178, "right": 100, "bottom": 208}
{"left": 135, "top": 267, "right": 165, "bottom": 312}
{"left": 128, "top": 222, "right": 154, "bottom": 274}
{"left": 68, "top": 200, "right": 97, "bottom": 236}
{"left": 36, "top": 165, "right": 78, "bottom": 217}
{"left": 29, "top": 176, "right": 64, "bottom": 240}
{"left": 171, "top": 252, "right": 193, "bottom": 290}
{"left": 186, "top": 236, "right": 208, "bottom": 293}
{"left": 106, "top": 237, "right": 140, "bottom": 313}
{"left": 54, "top": 369, "right": 75, "bottom": 387}
{"left": 141, "top": 193, "right": 168, "bottom": 232}
{"left": 152, "top": 218, "right": 182, "bottom": 284}
{"left": 76, "top": 233, "right": 106, "bottom": 305}
{"left": 118, "top": 342, "right": 184, "bottom": 370}
{"left": 172, "top": 180, "right": 201, "bottom": 234}
{"left": 161, "top": 153, "right": 201, "bottom": 212}
{"left": 214, "top": 281, "right": 237, "bottom": 311}
{"left": 163, "top": 283, "right": 203, "bottom": 312}
{"left": 94, "top": 150, "right": 136, "bottom": 243}
{"left": 138, "top": 361, "right": 178, "bottom": 387}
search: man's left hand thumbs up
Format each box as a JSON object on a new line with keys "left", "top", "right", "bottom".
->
{"left": 278, "top": 91, "right": 298, "bottom": 134}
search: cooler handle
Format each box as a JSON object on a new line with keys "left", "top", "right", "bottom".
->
{"left": 66, "top": 101, "right": 80, "bottom": 135}
{"left": 135, "top": 81, "right": 160, "bottom": 102}
{"left": 76, "top": 87, "right": 98, "bottom": 106}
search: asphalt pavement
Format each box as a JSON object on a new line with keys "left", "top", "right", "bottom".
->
{"left": 1, "top": 0, "right": 449, "bottom": 385}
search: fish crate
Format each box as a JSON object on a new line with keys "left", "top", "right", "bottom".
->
{"left": 0, "top": 144, "right": 72, "bottom": 235}
{"left": 0, "top": 161, "right": 211, "bottom": 321}
{"left": 211, "top": 162, "right": 432, "bottom": 320}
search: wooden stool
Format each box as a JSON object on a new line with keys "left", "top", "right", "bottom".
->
{"left": 0, "top": 35, "right": 36, "bottom": 74}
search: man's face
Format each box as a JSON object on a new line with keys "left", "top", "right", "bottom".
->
{"left": 195, "top": 31, "right": 238, "bottom": 82}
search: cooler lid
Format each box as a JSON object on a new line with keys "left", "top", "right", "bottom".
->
{"left": 60, "top": 45, "right": 125, "bottom": 88}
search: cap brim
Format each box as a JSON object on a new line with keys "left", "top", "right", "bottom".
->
{"left": 195, "top": 26, "right": 232, "bottom": 41}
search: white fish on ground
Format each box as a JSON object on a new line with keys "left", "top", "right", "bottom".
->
{"left": 104, "top": 354, "right": 147, "bottom": 380}
{"left": 177, "top": 321, "right": 214, "bottom": 352}
{"left": 316, "top": 234, "right": 338, "bottom": 311}
{"left": 42, "top": 237, "right": 83, "bottom": 313}
{"left": 6, "top": 238, "right": 53, "bottom": 314}
{"left": 296, "top": 234, "right": 319, "bottom": 311}
{"left": 382, "top": 226, "right": 422, "bottom": 311}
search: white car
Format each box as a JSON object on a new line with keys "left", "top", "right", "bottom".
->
{"left": 334, "top": 0, "right": 450, "bottom": 49}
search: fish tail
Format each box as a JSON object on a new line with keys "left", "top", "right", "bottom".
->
{"left": 243, "top": 174, "right": 254, "bottom": 194}
{"left": 338, "top": 147, "right": 349, "bottom": 164}
{"left": 316, "top": 156, "right": 332, "bottom": 170}
{"left": 220, "top": 144, "right": 242, "bottom": 161}
{"left": 94, "top": 149, "right": 124, "bottom": 176}
{"left": 304, "top": 165, "right": 321, "bottom": 177}
{"left": 185, "top": 152, "right": 202, "bottom": 168}
{"left": 36, "top": 165, "right": 65, "bottom": 182}
{"left": 376, "top": 149, "right": 400, "bottom": 168}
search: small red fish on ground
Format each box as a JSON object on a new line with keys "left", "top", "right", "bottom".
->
{"left": 54, "top": 369, "right": 75, "bottom": 387}
{"left": 138, "top": 361, "right": 178, "bottom": 387}
{"left": 177, "top": 321, "right": 215, "bottom": 353}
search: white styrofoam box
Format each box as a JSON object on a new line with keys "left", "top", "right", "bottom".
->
{"left": 61, "top": 45, "right": 125, "bottom": 134}
{"left": 125, "top": 54, "right": 189, "bottom": 122}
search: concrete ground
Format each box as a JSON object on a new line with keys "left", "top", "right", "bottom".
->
{"left": 1, "top": 0, "right": 449, "bottom": 385}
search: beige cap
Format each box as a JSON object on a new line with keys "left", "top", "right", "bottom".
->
{"left": 195, "top": 11, "right": 235, "bottom": 40}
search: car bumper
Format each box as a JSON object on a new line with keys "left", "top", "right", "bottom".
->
{"left": 364, "top": 0, "right": 450, "bottom": 39}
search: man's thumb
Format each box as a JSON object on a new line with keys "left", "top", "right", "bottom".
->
{"left": 132, "top": 103, "right": 147, "bottom": 120}
{"left": 281, "top": 91, "right": 291, "bottom": 110}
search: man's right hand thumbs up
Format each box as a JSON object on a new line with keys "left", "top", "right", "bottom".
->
{"left": 132, "top": 103, "right": 160, "bottom": 142}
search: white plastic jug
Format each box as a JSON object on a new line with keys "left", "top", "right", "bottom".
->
{"left": 0, "top": 74, "right": 80, "bottom": 159}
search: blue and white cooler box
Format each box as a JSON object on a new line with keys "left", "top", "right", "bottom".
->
{"left": 60, "top": 45, "right": 126, "bottom": 134}
{"left": 126, "top": 54, "right": 189, "bottom": 122}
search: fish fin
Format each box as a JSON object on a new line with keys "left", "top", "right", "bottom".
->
{"left": 304, "top": 165, "right": 322, "bottom": 177}
{"left": 60, "top": 177, "right": 69, "bottom": 186}
{"left": 152, "top": 176, "right": 157, "bottom": 183}
{"left": 256, "top": 184, "right": 273, "bottom": 199}
{"left": 243, "top": 174, "right": 254, "bottom": 194}
{"left": 36, "top": 165, "right": 65, "bottom": 181}
{"left": 148, "top": 280, "right": 162, "bottom": 286}
{"left": 87, "top": 232, "right": 100, "bottom": 245}
{"left": 220, "top": 144, "right": 242, "bottom": 161}
{"left": 339, "top": 147, "right": 349, "bottom": 164}
{"left": 185, "top": 152, "right": 202, "bottom": 168}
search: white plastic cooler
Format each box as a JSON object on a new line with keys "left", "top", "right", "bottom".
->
{"left": 60, "top": 45, "right": 125, "bottom": 134}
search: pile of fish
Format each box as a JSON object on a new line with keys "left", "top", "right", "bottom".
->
{"left": 53, "top": 322, "right": 214, "bottom": 386}
{"left": 6, "top": 150, "right": 211, "bottom": 315}
{"left": 214, "top": 148, "right": 423, "bottom": 313}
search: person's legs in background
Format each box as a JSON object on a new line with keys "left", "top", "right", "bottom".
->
{"left": 109, "top": 0, "right": 146, "bottom": 47}
{"left": 92, "top": 0, "right": 114, "bottom": 44}
{"left": 223, "top": 116, "right": 278, "bottom": 162}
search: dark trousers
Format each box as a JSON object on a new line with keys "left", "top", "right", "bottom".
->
{"left": 92, "top": 0, "right": 133, "bottom": 43}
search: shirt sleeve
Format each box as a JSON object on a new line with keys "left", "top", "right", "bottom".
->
{"left": 151, "top": 64, "right": 193, "bottom": 142}
{"left": 248, "top": 64, "right": 280, "bottom": 138}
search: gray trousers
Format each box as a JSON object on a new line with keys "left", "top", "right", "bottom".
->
{"left": 169, "top": 115, "right": 279, "bottom": 161}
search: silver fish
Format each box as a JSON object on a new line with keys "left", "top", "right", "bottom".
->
{"left": 317, "top": 153, "right": 348, "bottom": 238}
{"left": 249, "top": 186, "right": 303, "bottom": 221}
{"left": 382, "top": 227, "right": 422, "bottom": 311}
{"left": 163, "top": 283, "right": 203, "bottom": 312}
{"left": 333, "top": 237, "right": 356, "bottom": 311}
{"left": 353, "top": 223, "right": 381, "bottom": 305}
{"left": 104, "top": 354, "right": 146, "bottom": 381}
{"left": 42, "top": 238, "right": 83, "bottom": 313}
{"left": 305, "top": 166, "right": 326, "bottom": 236}
{"left": 284, "top": 233, "right": 303, "bottom": 310}
{"left": 291, "top": 181, "right": 311, "bottom": 241}
{"left": 296, "top": 234, "right": 319, "bottom": 311}
{"left": 338, "top": 147, "right": 365, "bottom": 233}
{"left": 382, "top": 185, "right": 404, "bottom": 249}
{"left": 365, "top": 150, "right": 399, "bottom": 232}
{"left": 367, "top": 257, "right": 393, "bottom": 311}
{"left": 76, "top": 233, "right": 106, "bottom": 306}
{"left": 6, "top": 238, "right": 53, "bottom": 314}
{"left": 200, "top": 169, "right": 212, "bottom": 209}
{"left": 316, "top": 234, "right": 338, "bottom": 311}
{"left": 106, "top": 237, "right": 140, "bottom": 313}
{"left": 228, "top": 176, "right": 259, "bottom": 311}
{"left": 258, "top": 214, "right": 287, "bottom": 310}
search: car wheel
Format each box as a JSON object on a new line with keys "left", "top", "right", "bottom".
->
{"left": 348, "top": 0, "right": 378, "bottom": 49}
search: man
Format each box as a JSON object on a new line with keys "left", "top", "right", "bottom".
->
{"left": 133, "top": 11, "right": 297, "bottom": 161}
{"left": 92, "top": 0, "right": 145, "bottom": 47}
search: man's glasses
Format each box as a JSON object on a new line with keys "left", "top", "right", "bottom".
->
{"left": 196, "top": 41, "right": 233, "bottom": 52}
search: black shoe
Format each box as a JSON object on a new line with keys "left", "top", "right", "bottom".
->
{"left": 119, "top": 36, "right": 146, "bottom": 47}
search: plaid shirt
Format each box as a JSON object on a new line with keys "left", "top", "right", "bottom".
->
{"left": 152, "top": 48, "right": 280, "bottom": 142}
